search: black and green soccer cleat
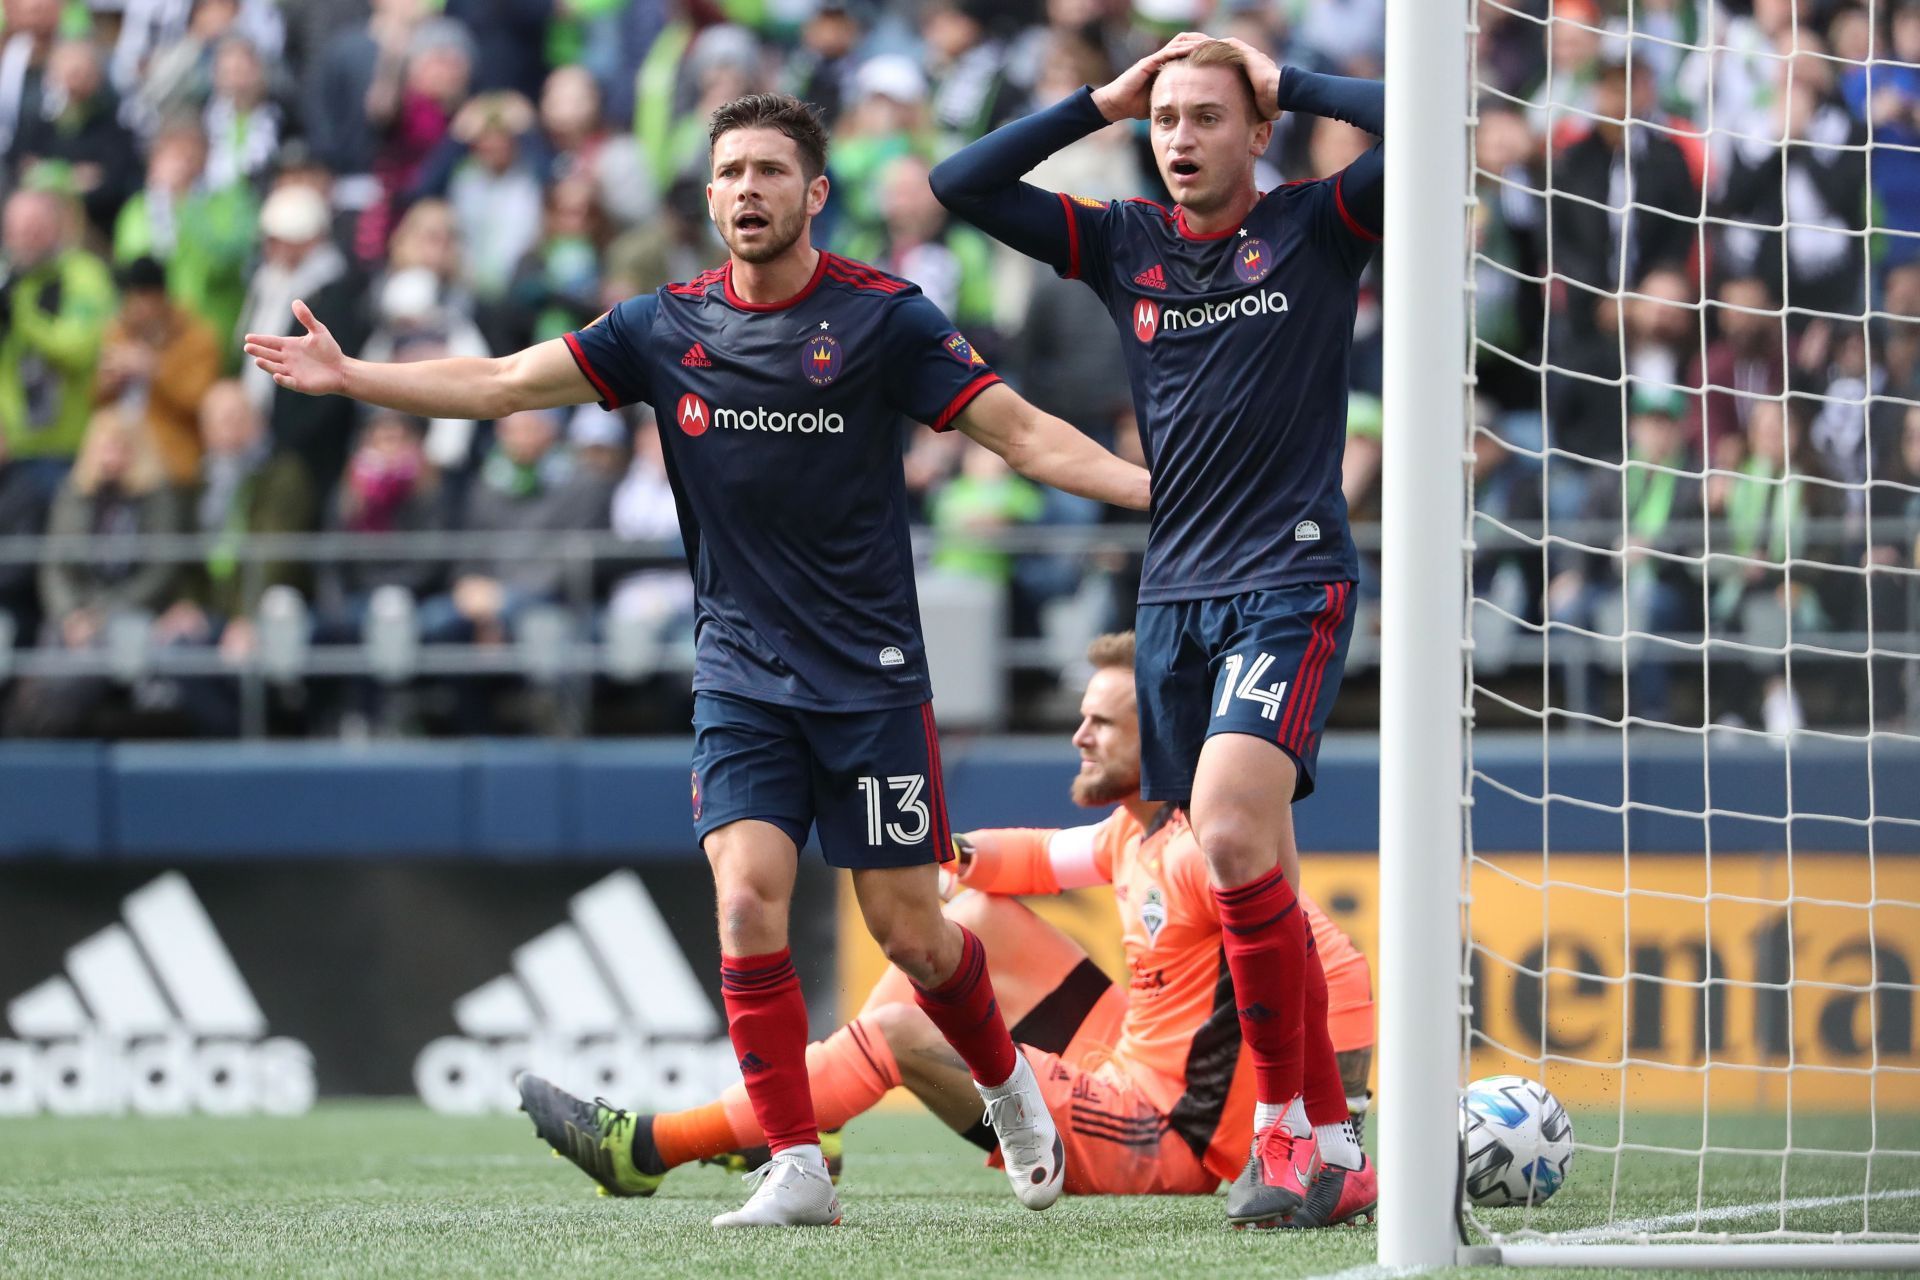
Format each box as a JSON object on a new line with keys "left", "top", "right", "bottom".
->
{"left": 701, "top": 1128, "right": 845, "bottom": 1184}
{"left": 515, "top": 1073, "right": 667, "bottom": 1198}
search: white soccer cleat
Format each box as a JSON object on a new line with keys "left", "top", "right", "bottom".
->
{"left": 978, "top": 1055, "right": 1066, "bottom": 1209}
{"left": 710, "top": 1148, "right": 842, "bottom": 1228}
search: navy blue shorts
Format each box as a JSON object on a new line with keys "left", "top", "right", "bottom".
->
{"left": 690, "top": 691, "right": 955, "bottom": 869}
{"left": 1135, "top": 583, "right": 1356, "bottom": 805}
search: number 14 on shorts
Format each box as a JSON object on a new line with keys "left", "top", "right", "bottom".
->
{"left": 1216, "top": 652, "right": 1288, "bottom": 722}
{"left": 856, "top": 774, "right": 931, "bottom": 846}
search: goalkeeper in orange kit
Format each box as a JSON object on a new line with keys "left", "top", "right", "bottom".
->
{"left": 518, "top": 632, "right": 1374, "bottom": 1220}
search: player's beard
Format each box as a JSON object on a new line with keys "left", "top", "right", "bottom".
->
{"left": 723, "top": 201, "right": 809, "bottom": 265}
{"left": 1072, "top": 760, "right": 1141, "bottom": 807}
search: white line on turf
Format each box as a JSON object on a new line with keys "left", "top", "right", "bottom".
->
{"left": 1303, "top": 1266, "right": 1429, "bottom": 1280}
{"left": 1562, "top": 1187, "right": 1920, "bottom": 1239}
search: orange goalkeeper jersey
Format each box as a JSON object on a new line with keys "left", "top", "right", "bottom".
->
{"left": 958, "top": 806, "right": 1373, "bottom": 1183}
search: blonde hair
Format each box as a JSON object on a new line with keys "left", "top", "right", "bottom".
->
{"left": 1159, "top": 39, "right": 1260, "bottom": 118}
{"left": 1086, "top": 631, "right": 1136, "bottom": 672}
{"left": 71, "top": 409, "right": 169, "bottom": 497}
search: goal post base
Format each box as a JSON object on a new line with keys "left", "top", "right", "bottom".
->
{"left": 1463, "top": 1244, "right": 1920, "bottom": 1271}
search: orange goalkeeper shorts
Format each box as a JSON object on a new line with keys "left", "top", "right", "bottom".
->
{"left": 1014, "top": 1040, "right": 1220, "bottom": 1197}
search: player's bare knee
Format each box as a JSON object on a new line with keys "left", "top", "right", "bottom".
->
{"left": 942, "top": 887, "right": 1008, "bottom": 931}
{"left": 863, "top": 1000, "right": 933, "bottom": 1058}
{"left": 715, "top": 886, "right": 785, "bottom": 951}
{"left": 1194, "top": 811, "right": 1276, "bottom": 888}
{"left": 877, "top": 929, "right": 944, "bottom": 987}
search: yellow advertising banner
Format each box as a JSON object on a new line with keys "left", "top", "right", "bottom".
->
{"left": 838, "top": 851, "right": 1920, "bottom": 1109}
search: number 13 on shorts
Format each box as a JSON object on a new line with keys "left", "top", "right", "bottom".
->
{"left": 855, "top": 774, "right": 930, "bottom": 845}
{"left": 1215, "top": 651, "right": 1288, "bottom": 722}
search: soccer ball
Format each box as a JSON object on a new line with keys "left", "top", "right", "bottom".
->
{"left": 1459, "top": 1075, "right": 1575, "bottom": 1207}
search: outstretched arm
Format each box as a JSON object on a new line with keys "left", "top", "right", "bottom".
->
{"left": 244, "top": 299, "right": 597, "bottom": 420}
{"left": 930, "top": 33, "right": 1206, "bottom": 270}
{"left": 953, "top": 823, "right": 1115, "bottom": 895}
{"left": 955, "top": 383, "right": 1150, "bottom": 512}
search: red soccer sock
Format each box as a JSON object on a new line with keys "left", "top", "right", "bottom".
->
{"left": 1214, "top": 864, "right": 1308, "bottom": 1107}
{"left": 1301, "top": 925, "right": 1348, "bottom": 1127}
{"left": 715, "top": 1016, "right": 904, "bottom": 1152}
{"left": 910, "top": 925, "right": 1018, "bottom": 1087}
{"left": 719, "top": 948, "right": 818, "bottom": 1156}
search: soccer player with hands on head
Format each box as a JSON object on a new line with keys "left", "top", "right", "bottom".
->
{"left": 246, "top": 92, "right": 1151, "bottom": 1229}
{"left": 931, "top": 33, "right": 1383, "bottom": 1227}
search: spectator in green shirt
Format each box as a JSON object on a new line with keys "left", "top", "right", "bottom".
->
{"left": 0, "top": 186, "right": 116, "bottom": 496}
{"left": 113, "top": 120, "right": 260, "bottom": 360}
{"left": 930, "top": 437, "right": 1043, "bottom": 583}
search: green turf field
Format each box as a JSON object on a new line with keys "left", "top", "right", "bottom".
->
{"left": 0, "top": 1104, "right": 1914, "bottom": 1278}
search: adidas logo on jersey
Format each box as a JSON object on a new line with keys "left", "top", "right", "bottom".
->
{"left": 1133, "top": 264, "right": 1166, "bottom": 290}
{"left": 413, "top": 872, "right": 736, "bottom": 1115}
{"left": 0, "top": 873, "right": 315, "bottom": 1116}
{"left": 681, "top": 343, "right": 714, "bottom": 368}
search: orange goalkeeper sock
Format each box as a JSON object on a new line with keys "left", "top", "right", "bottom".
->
{"left": 652, "top": 1101, "right": 739, "bottom": 1169}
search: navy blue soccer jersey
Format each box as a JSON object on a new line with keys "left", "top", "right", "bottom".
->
{"left": 1057, "top": 183, "right": 1371, "bottom": 601}
{"left": 931, "top": 74, "right": 1384, "bottom": 605}
{"left": 564, "top": 252, "right": 1002, "bottom": 711}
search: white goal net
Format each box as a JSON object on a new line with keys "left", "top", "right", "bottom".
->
{"left": 1432, "top": 0, "right": 1920, "bottom": 1267}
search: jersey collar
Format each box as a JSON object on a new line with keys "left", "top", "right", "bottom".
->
{"left": 722, "top": 251, "right": 829, "bottom": 312}
{"left": 1173, "top": 191, "right": 1266, "bottom": 242}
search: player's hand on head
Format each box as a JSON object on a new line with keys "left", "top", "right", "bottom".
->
{"left": 242, "top": 298, "right": 346, "bottom": 398}
{"left": 1219, "top": 37, "right": 1283, "bottom": 119}
{"left": 1093, "top": 30, "right": 1210, "bottom": 122}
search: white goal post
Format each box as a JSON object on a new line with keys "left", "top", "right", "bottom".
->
{"left": 1381, "top": 0, "right": 1920, "bottom": 1269}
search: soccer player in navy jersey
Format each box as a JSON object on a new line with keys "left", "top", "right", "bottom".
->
{"left": 929, "top": 35, "right": 1384, "bottom": 1229}
{"left": 244, "top": 92, "right": 1150, "bottom": 1229}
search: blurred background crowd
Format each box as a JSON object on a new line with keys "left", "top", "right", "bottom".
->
{"left": 0, "top": 0, "right": 1910, "bottom": 740}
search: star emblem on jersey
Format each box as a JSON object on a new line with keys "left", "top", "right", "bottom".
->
{"left": 676, "top": 392, "right": 711, "bottom": 437}
{"left": 802, "top": 333, "right": 843, "bottom": 386}
{"left": 681, "top": 342, "right": 713, "bottom": 368}
{"left": 941, "top": 331, "right": 986, "bottom": 367}
{"left": 1233, "top": 236, "right": 1275, "bottom": 285}
{"left": 1132, "top": 298, "right": 1159, "bottom": 344}
{"left": 1132, "top": 264, "right": 1166, "bottom": 290}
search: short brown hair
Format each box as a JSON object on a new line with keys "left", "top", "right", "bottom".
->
{"left": 1086, "top": 631, "right": 1136, "bottom": 672}
{"left": 1157, "top": 39, "right": 1260, "bottom": 119}
{"left": 708, "top": 93, "right": 830, "bottom": 181}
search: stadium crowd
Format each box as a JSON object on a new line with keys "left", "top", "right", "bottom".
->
{"left": 0, "top": 0, "right": 1911, "bottom": 736}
